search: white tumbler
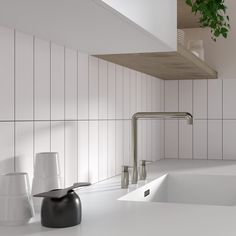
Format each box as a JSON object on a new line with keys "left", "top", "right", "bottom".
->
{"left": 0, "top": 172, "right": 35, "bottom": 226}
{"left": 32, "top": 152, "right": 62, "bottom": 212}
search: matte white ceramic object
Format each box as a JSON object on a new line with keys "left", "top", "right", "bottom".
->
{"left": 187, "top": 39, "right": 205, "bottom": 61}
{"left": 0, "top": 172, "right": 35, "bottom": 226}
{"left": 33, "top": 152, "right": 61, "bottom": 178}
{"left": 32, "top": 152, "right": 62, "bottom": 212}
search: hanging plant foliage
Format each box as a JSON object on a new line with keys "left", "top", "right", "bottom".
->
{"left": 185, "top": 0, "right": 230, "bottom": 41}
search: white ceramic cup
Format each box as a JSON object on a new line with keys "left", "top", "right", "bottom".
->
{"left": 32, "top": 152, "right": 62, "bottom": 212}
{"left": 34, "top": 152, "right": 61, "bottom": 178}
{"left": 0, "top": 173, "right": 34, "bottom": 226}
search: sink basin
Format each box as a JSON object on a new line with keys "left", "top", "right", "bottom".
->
{"left": 119, "top": 173, "right": 236, "bottom": 206}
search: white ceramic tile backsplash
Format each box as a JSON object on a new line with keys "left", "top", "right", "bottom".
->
{"left": 0, "top": 25, "right": 164, "bottom": 187}
{"left": 164, "top": 79, "right": 235, "bottom": 161}
{"left": 1, "top": 24, "right": 236, "bottom": 188}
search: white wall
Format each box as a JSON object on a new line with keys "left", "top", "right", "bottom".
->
{"left": 102, "top": 0, "right": 177, "bottom": 50}
{"left": 0, "top": 25, "right": 164, "bottom": 186}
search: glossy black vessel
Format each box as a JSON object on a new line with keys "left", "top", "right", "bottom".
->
{"left": 41, "top": 190, "right": 81, "bottom": 228}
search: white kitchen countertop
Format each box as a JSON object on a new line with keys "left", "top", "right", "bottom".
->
{"left": 1, "top": 159, "right": 236, "bottom": 236}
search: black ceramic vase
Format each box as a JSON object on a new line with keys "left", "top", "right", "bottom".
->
{"left": 41, "top": 190, "right": 81, "bottom": 228}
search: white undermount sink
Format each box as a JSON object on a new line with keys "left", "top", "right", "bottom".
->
{"left": 119, "top": 173, "right": 236, "bottom": 206}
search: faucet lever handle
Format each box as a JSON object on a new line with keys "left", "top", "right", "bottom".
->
{"left": 121, "top": 165, "right": 132, "bottom": 189}
{"left": 139, "top": 160, "right": 153, "bottom": 181}
{"left": 140, "top": 160, "right": 153, "bottom": 166}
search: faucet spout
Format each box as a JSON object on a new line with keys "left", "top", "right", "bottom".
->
{"left": 130, "top": 112, "right": 193, "bottom": 184}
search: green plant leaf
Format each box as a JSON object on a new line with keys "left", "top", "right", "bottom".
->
{"left": 186, "top": 0, "right": 230, "bottom": 41}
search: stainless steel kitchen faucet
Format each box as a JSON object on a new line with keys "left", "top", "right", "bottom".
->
{"left": 131, "top": 112, "right": 193, "bottom": 184}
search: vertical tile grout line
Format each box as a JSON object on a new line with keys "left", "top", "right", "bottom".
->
{"left": 222, "top": 79, "right": 224, "bottom": 160}
{"left": 106, "top": 62, "right": 109, "bottom": 178}
{"left": 49, "top": 41, "right": 52, "bottom": 152}
{"left": 207, "top": 80, "right": 209, "bottom": 160}
{"left": 129, "top": 69, "right": 131, "bottom": 165}
{"left": 63, "top": 46, "right": 66, "bottom": 187}
{"left": 33, "top": 36, "right": 35, "bottom": 171}
{"left": 76, "top": 50, "right": 79, "bottom": 182}
{"left": 178, "top": 80, "right": 179, "bottom": 160}
{"left": 163, "top": 80, "right": 165, "bottom": 159}
{"left": 87, "top": 56, "right": 90, "bottom": 182}
{"left": 150, "top": 77, "right": 153, "bottom": 162}
{"left": 114, "top": 65, "right": 117, "bottom": 177}
{"left": 122, "top": 67, "right": 125, "bottom": 166}
{"left": 97, "top": 58, "right": 100, "bottom": 182}
{"left": 13, "top": 29, "right": 16, "bottom": 172}
{"left": 192, "top": 80, "right": 194, "bottom": 160}
{"left": 121, "top": 67, "right": 124, "bottom": 169}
